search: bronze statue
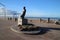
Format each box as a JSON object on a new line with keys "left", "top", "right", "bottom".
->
{"left": 21, "top": 6, "right": 26, "bottom": 19}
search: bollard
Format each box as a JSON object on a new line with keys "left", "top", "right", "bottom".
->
{"left": 48, "top": 18, "right": 50, "bottom": 23}
{"left": 40, "top": 18, "right": 42, "bottom": 22}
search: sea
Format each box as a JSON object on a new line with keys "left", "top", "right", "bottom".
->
{"left": 25, "top": 17, "right": 60, "bottom": 20}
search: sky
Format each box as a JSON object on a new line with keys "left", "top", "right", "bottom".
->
{"left": 0, "top": 0, "right": 60, "bottom": 17}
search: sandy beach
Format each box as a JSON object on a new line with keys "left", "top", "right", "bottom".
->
{"left": 0, "top": 18, "right": 60, "bottom": 40}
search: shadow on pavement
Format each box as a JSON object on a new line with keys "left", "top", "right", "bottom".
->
{"left": 25, "top": 26, "right": 60, "bottom": 35}
{"left": 35, "top": 26, "right": 60, "bottom": 35}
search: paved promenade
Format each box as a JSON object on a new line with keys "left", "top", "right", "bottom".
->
{"left": 0, "top": 19, "right": 60, "bottom": 40}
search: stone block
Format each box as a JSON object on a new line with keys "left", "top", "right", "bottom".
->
{"left": 18, "top": 18, "right": 28, "bottom": 25}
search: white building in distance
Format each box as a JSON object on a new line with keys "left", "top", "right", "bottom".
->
{"left": 0, "top": 7, "right": 18, "bottom": 19}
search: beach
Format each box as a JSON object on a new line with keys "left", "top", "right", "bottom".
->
{"left": 0, "top": 18, "right": 60, "bottom": 40}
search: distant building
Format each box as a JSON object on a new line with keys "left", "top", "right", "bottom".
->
{"left": 0, "top": 7, "right": 18, "bottom": 18}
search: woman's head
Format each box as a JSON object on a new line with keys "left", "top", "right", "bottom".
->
{"left": 23, "top": 6, "right": 26, "bottom": 9}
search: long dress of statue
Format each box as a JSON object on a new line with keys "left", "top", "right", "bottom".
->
{"left": 21, "top": 7, "right": 26, "bottom": 19}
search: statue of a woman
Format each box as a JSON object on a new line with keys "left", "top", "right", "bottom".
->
{"left": 21, "top": 6, "right": 26, "bottom": 19}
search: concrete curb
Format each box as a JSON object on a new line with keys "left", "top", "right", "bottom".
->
{"left": 10, "top": 26, "right": 22, "bottom": 33}
{"left": 10, "top": 25, "right": 41, "bottom": 34}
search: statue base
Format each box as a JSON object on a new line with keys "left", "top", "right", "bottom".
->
{"left": 18, "top": 18, "right": 28, "bottom": 25}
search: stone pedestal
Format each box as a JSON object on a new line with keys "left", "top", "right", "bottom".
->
{"left": 22, "top": 19, "right": 28, "bottom": 25}
{"left": 18, "top": 18, "right": 28, "bottom": 25}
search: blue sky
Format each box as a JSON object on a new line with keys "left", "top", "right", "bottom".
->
{"left": 0, "top": 0, "right": 60, "bottom": 17}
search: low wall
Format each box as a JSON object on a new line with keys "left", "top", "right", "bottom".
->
{"left": 28, "top": 19, "right": 56, "bottom": 24}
